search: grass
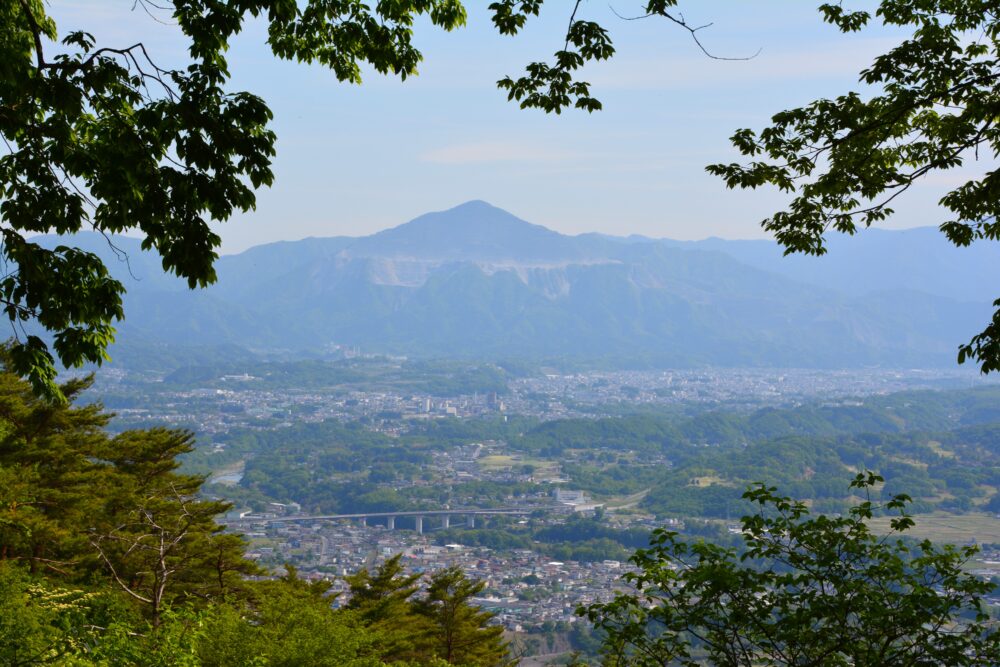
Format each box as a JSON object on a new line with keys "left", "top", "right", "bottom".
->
{"left": 478, "top": 454, "right": 517, "bottom": 469}
{"left": 605, "top": 488, "right": 650, "bottom": 510}
{"left": 688, "top": 475, "right": 733, "bottom": 488}
{"left": 478, "top": 454, "right": 559, "bottom": 477}
{"left": 869, "top": 512, "right": 1000, "bottom": 545}
{"left": 926, "top": 440, "right": 956, "bottom": 459}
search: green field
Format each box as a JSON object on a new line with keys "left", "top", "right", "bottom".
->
{"left": 478, "top": 454, "right": 560, "bottom": 478}
{"left": 869, "top": 512, "right": 1000, "bottom": 545}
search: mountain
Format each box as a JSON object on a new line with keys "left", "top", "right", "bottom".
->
{"left": 29, "top": 201, "right": 996, "bottom": 370}
{"left": 669, "top": 228, "right": 999, "bottom": 303}
{"left": 346, "top": 200, "right": 607, "bottom": 262}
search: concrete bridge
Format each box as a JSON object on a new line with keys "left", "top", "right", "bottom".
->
{"left": 265, "top": 507, "right": 555, "bottom": 534}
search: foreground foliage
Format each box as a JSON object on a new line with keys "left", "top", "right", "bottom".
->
{"left": 585, "top": 473, "right": 1000, "bottom": 666}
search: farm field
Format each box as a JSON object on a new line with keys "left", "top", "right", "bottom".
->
{"left": 869, "top": 512, "right": 1000, "bottom": 545}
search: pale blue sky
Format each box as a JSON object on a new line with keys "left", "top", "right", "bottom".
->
{"left": 49, "top": 1, "right": 957, "bottom": 253}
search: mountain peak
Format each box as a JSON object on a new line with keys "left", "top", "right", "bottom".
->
{"left": 346, "top": 201, "right": 584, "bottom": 262}
{"left": 400, "top": 200, "right": 540, "bottom": 232}
{"left": 448, "top": 199, "right": 500, "bottom": 212}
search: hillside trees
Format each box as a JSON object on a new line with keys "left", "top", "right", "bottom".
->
{"left": 345, "top": 554, "right": 430, "bottom": 662}
{"left": 197, "top": 574, "right": 388, "bottom": 667}
{"left": 0, "top": 372, "right": 110, "bottom": 573}
{"left": 583, "top": 473, "right": 1000, "bottom": 666}
{"left": 0, "top": 362, "right": 255, "bottom": 627}
{"left": 347, "top": 556, "right": 509, "bottom": 665}
{"left": 0, "top": 566, "right": 92, "bottom": 665}
{"left": 414, "top": 567, "right": 508, "bottom": 666}
{"left": 87, "top": 468, "right": 241, "bottom": 628}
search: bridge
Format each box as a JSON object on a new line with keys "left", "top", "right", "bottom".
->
{"left": 263, "top": 507, "right": 556, "bottom": 534}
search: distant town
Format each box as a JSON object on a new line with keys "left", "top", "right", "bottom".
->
{"left": 92, "top": 363, "right": 989, "bottom": 435}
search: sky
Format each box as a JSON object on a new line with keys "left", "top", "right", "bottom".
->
{"left": 46, "top": 1, "right": 961, "bottom": 254}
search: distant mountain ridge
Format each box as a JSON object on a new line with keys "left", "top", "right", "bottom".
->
{"left": 30, "top": 201, "right": 997, "bottom": 370}
{"left": 666, "top": 228, "right": 999, "bottom": 304}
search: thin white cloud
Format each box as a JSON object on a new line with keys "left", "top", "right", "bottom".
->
{"left": 588, "top": 37, "right": 904, "bottom": 90}
{"left": 420, "top": 141, "right": 579, "bottom": 164}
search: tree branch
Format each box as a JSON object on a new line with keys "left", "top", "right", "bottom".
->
{"left": 609, "top": 4, "right": 761, "bottom": 61}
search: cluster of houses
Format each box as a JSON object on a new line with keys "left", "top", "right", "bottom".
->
{"left": 225, "top": 511, "right": 636, "bottom": 631}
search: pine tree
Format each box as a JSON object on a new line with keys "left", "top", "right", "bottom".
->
{"left": 0, "top": 353, "right": 256, "bottom": 627}
{"left": 0, "top": 368, "right": 111, "bottom": 576}
{"left": 413, "top": 567, "right": 507, "bottom": 666}
{"left": 345, "top": 554, "right": 430, "bottom": 663}
{"left": 345, "top": 554, "right": 421, "bottom": 622}
{"left": 87, "top": 429, "right": 249, "bottom": 627}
